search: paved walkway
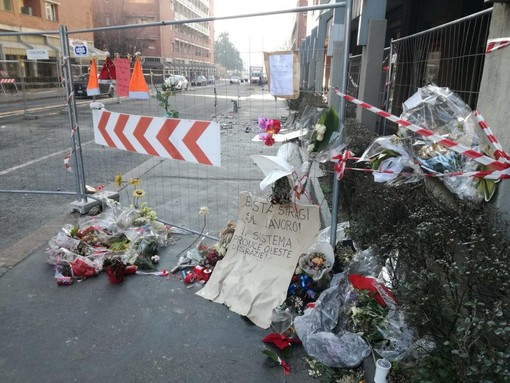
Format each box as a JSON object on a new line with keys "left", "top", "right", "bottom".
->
{"left": 0, "top": 89, "right": 317, "bottom": 382}
{"left": 0, "top": 228, "right": 318, "bottom": 382}
{"left": 0, "top": 84, "right": 378, "bottom": 382}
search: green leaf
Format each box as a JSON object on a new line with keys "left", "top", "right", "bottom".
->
{"left": 262, "top": 348, "right": 280, "bottom": 363}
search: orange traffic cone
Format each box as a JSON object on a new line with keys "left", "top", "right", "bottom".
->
{"left": 86, "top": 58, "right": 100, "bottom": 96}
{"left": 128, "top": 56, "right": 149, "bottom": 99}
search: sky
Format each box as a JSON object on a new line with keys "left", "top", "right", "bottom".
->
{"left": 212, "top": 0, "right": 298, "bottom": 68}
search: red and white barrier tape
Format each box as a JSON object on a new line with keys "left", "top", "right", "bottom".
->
{"left": 334, "top": 88, "right": 510, "bottom": 172}
{"left": 486, "top": 38, "right": 510, "bottom": 54}
{"left": 473, "top": 110, "right": 510, "bottom": 163}
{"left": 64, "top": 151, "right": 73, "bottom": 172}
{"left": 331, "top": 153, "right": 510, "bottom": 180}
{"left": 341, "top": 166, "right": 510, "bottom": 181}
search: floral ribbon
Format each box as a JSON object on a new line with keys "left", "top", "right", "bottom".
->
{"left": 262, "top": 333, "right": 302, "bottom": 350}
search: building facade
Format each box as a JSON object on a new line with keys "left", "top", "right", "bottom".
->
{"left": 92, "top": 0, "right": 215, "bottom": 80}
{"left": 291, "top": 0, "right": 308, "bottom": 52}
{"left": 0, "top": 0, "right": 97, "bottom": 82}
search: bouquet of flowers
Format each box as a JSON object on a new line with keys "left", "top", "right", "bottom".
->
{"left": 258, "top": 118, "right": 281, "bottom": 146}
{"left": 298, "top": 242, "right": 334, "bottom": 281}
{"left": 400, "top": 84, "right": 497, "bottom": 202}
{"left": 306, "top": 107, "right": 339, "bottom": 155}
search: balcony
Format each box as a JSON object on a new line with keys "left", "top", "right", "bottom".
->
{"left": 174, "top": 12, "right": 209, "bottom": 36}
{"left": 174, "top": 0, "right": 208, "bottom": 19}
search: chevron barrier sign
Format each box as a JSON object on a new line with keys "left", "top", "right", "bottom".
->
{"left": 92, "top": 108, "right": 221, "bottom": 166}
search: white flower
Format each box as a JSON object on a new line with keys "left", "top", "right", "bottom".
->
{"left": 306, "top": 143, "right": 315, "bottom": 153}
{"left": 199, "top": 206, "right": 209, "bottom": 216}
{"left": 314, "top": 123, "right": 326, "bottom": 135}
{"left": 164, "top": 76, "right": 178, "bottom": 88}
{"left": 151, "top": 255, "right": 160, "bottom": 263}
{"left": 314, "top": 123, "right": 326, "bottom": 141}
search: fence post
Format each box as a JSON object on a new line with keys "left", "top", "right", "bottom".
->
{"left": 381, "top": 38, "right": 395, "bottom": 134}
{"left": 59, "top": 24, "right": 87, "bottom": 204}
{"left": 329, "top": 0, "right": 352, "bottom": 248}
{"left": 314, "top": 12, "right": 328, "bottom": 92}
{"left": 16, "top": 59, "right": 30, "bottom": 118}
{"left": 355, "top": 18, "right": 387, "bottom": 132}
{"left": 308, "top": 27, "right": 318, "bottom": 90}
{"left": 476, "top": 4, "right": 510, "bottom": 225}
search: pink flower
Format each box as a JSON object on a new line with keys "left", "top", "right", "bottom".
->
{"left": 258, "top": 117, "right": 281, "bottom": 146}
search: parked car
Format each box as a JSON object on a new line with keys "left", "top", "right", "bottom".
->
{"left": 166, "top": 74, "right": 188, "bottom": 91}
{"left": 230, "top": 75, "right": 240, "bottom": 84}
{"left": 73, "top": 74, "right": 114, "bottom": 98}
{"left": 207, "top": 75, "right": 215, "bottom": 84}
{"left": 240, "top": 75, "right": 249, "bottom": 83}
{"left": 191, "top": 75, "right": 207, "bottom": 86}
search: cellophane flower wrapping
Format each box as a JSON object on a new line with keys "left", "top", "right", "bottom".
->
{"left": 359, "top": 135, "right": 423, "bottom": 185}
{"left": 399, "top": 84, "right": 493, "bottom": 202}
{"left": 298, "top": 241, "right": 335, "bottom": 281}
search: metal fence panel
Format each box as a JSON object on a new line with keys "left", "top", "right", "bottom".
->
{"left": 1, "top": 5, "right": 347, "bottom": 249}
{"left": 0, "top": 4, "right": 350, "bottom": 255}
{"left": 388, "top": 9, "right": 492, "bottom": 119}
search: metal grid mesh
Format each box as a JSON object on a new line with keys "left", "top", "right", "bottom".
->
{"left": 1, "top": 6, "right": 344, "bottom": 251}
{"left": 388, "top": 9, "right": 492, "bottom": 118}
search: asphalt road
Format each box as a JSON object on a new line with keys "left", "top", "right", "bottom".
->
{"left": 0, "top": 80, "right": 331, "bottom": 383}
{"left": 0, "top": 81, "right": 379, "bottom": 383}
{"left": 0, "top": 80, "right": 252, "bottom": 255}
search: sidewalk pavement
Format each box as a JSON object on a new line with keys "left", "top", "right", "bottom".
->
{"left": 0, "top": 86, "right": 64, "bottom": 101}
{"left": 0, "top": 89, "right": 315, "bottom": 383}
{"left": 0, "top": 232, "right": 315, "bottom": 383}
{"left": 0, "top": 86, "right": 378, "bottom": 382}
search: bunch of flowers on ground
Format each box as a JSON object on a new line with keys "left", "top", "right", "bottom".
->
{"left": 46, "top": 174, "right": 173, "bottom": 285}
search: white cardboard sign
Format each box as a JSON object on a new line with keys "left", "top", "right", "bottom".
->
{"left": 197, "top": 192, "right": 320, "bottom": 328}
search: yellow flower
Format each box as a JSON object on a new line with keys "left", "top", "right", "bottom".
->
{"left": 132, "top": 189, "right": 145, "bottom": 198}
{"left": 114, "top": 175, "right": 123, "bottom": 187}
{"left": 128, "top": 178, "right": 141, "bottom": 186}
{"left": 199, "top": 206, "right": 209, "bottom": 216}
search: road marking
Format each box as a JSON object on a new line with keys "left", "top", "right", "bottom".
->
{"left": 183, "top": 94, "right": 248, "bottom": 101}
{"left": 0, "top": 140, "right": 94, "bottom": 175}
{"left": 0, "top": 98, "right": 115, "bottom": 118}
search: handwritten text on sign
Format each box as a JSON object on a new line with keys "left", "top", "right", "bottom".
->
{"left": 230, "top": 197, "right": 312, "bottom": 261}
{"left": 197, "top": 192, "right": 320, "bottom": 329}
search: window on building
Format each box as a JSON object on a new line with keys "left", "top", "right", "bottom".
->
{"left": 138, "top": 17, "right": 155, "bottom": 24}
{"left": 1, "top": 0, "right": 12, "bottom": 11}
{"left": 45, "top": 1, "right": 58, "bottom": 21}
